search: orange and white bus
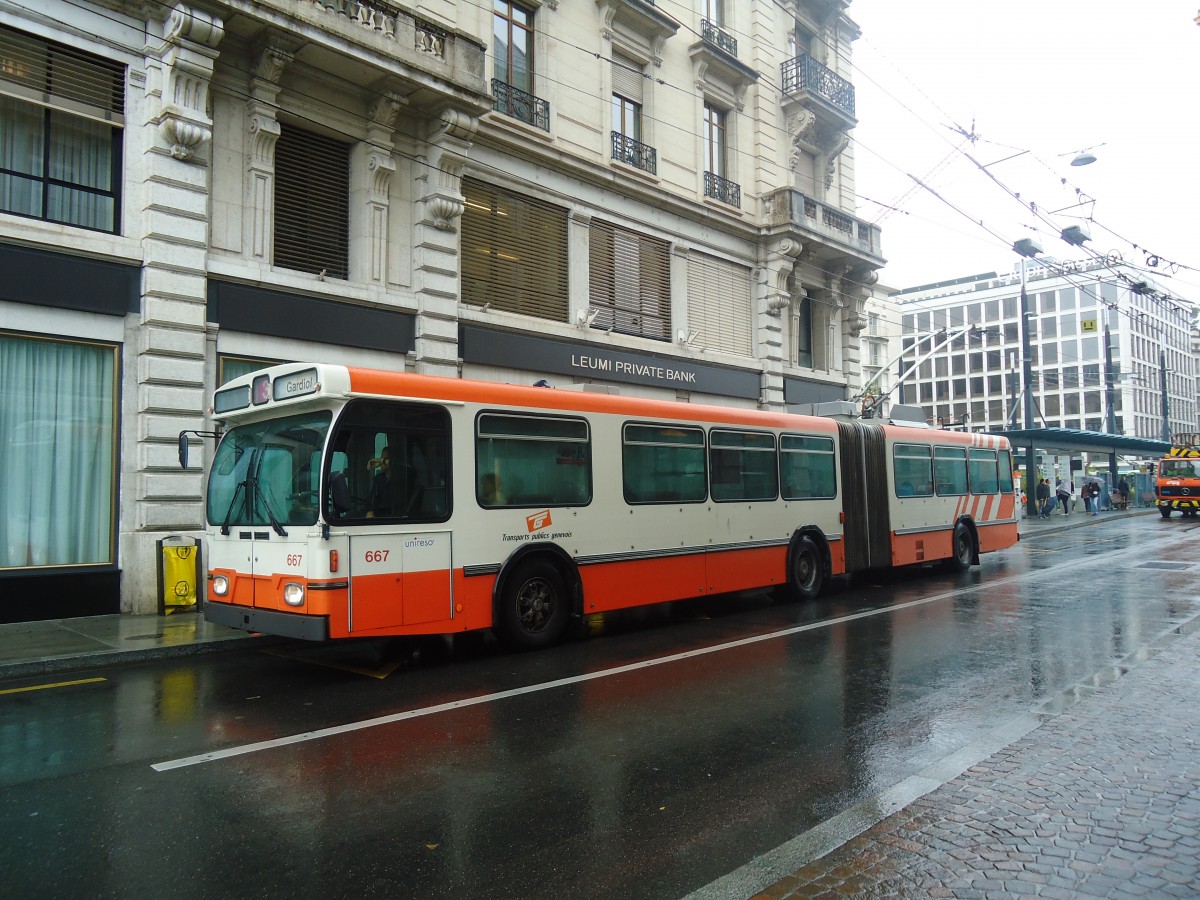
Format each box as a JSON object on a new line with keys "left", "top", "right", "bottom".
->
{"left": 182, "top": 363, "right": 1018, "bottom": 650}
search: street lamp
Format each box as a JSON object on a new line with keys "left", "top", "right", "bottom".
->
{"left": 1013, "top": 237, "right": 1043, "bottom": 517}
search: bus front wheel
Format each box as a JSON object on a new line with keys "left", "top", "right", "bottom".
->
{"left": 495, "top": 560, "right": 569, "bottom": 651}
{"left": 945, "top": 523, "right": 974, "bottom": 572}
{"left": 788, "top": 537, "right": 823, "bottom": 601}
{"left": 1160, "top": 507, "right": 1172, "bottom": 519}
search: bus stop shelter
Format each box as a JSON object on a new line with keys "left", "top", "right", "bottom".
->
{"left": 991, "top": 427, "right": 1170, "bottom": 511}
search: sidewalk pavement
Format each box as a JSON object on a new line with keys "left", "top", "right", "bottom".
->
{"left": 748, "top": 603, "right": 1200, "bottom": 900}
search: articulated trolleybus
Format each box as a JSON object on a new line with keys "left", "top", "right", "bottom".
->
{"left": 185, "top": 363, "right": 1018, "bottom": 650}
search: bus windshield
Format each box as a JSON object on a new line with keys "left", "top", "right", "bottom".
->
{"left": 1160, "top": 458, "right": 1200, "bottom": 479}
{"left": 206, "top": 411, "right": 331, "bottom": 529}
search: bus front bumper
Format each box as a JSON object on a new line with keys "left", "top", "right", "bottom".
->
{"left": 205, "top": 601, "right": 329, "bottom": 641}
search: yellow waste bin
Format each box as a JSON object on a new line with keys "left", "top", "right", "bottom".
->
{"left": 158, "top": 535, "right": 202, "bottom": 615}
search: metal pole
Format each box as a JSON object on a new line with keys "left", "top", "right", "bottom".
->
{"left": 1105, "top": 323, "right": 1118, "bottom": 487}
{"left": 1161, "top": 349, "right": 1171, "bottom": 443}
{"left": 1020, "top": 258, "right": 1039, "bottom": 517}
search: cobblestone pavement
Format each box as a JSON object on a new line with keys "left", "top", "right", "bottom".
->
{"left": 754, "top": 622, "right": 1200, "bottom": 899}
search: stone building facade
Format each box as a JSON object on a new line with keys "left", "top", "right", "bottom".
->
{"left": 0, "top": 0, "right": 883, "bottom": 621}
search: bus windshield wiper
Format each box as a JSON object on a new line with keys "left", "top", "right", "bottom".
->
{"left": 252, "top": 477, "right": 288, "bottom": 537}
{"left": 220, "top": 481, "right": 246, "bottom": 536}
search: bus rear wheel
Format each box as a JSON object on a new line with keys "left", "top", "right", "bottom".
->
{"left": 495, "top": 560, "right": 569, "bottom": 651}
{"left": 788, "top": 537, "right": 823, "bottom": 601}
{"left": 945, "top": 522, "right": 974, "bottom": 572}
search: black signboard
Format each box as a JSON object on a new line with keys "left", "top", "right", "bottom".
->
{"left": 459, "top": 324, "right": 762, "bottom": 399}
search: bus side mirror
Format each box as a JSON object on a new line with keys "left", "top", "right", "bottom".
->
{"left": 178, "top": 432, "right": 190, "bottom": 469}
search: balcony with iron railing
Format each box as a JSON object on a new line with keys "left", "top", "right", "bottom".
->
{"left": 764, "top": 187, "right": 882, "bottom": 262}
{"left": 611, "top": 132, "right": 657, "bottom": 175}
{"left": 781, "top": 53, "right": 856, "bottom": 125}
{"left": 704, "top": 171, "right": 741, "bottom": 209}
{"left": 701, "top": 18, "right": 737, "bottom": 56}
{"left": 492, "top": 79, "right": 550, "bottom": 131}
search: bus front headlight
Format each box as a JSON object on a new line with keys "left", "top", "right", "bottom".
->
{"left": 283, "top": 582, "right": 306, "bottom": 607}
{"left": 212, "top": 575, "right": 230, "bottom": 597}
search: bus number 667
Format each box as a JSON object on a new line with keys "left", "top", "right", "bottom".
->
{"left": 365, "top": 549, "right": 390, "bottom": 563}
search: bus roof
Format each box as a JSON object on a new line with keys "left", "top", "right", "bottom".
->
{"left": 212, "top": 362, "right": 1010, "bottom": 448}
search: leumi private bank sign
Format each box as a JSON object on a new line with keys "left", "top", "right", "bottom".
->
{"left": 459, "top": 324, "right": 761, "bottom": 399}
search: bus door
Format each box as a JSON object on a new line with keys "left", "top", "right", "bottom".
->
{"left": 348, "top": 531, "right": 453, "bottom": 632}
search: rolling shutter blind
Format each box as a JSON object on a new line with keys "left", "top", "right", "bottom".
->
{"left": 0, "top": 25, "right": 125, "bottom": 117}
{"left": 687, "top": 252, "right": 752, "bottom": 356}
{"left": 274, "top": 124, "right": 350, "bottom": 280}
{"left": 588, "top": 220, "right": 670, "bottom": 341}
{"left": 461, "top": 178, "right": 569, "bottom": 321}
{"left": 611, "top": 53, "right": 643, "bottom": 103}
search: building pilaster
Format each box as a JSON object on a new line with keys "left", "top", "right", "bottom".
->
{"left": 126, "top": 3, "right": 223, "bottom": 612}
{"left": 758, "top": 237, "right": 804, "bottom": 409}
{"left": 412, "top": 108, "right": 477, "bottom": 377}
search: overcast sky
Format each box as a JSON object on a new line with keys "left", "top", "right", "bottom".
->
{"left": 848, "top": 0, "right": 1200, "bottom": 301}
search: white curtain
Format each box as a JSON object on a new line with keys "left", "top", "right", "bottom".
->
{"left": 47, "top": 110, "right": 112, "bottom": 229}
{"left": 0, "top": 96, "right": 44, "bottom": 217}
{"left": 0, "top": 336, "right": 116, "bottom": 568}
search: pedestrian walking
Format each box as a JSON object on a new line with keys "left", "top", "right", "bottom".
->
{"left": 1055, "top": 478, "right": 1072, "bottom": 516}
{"left": 1035, "top": 478, "right": 1050, "bottom": 517}
{"left": 1116, "top": 475, "right": 1130, "bottom": 511}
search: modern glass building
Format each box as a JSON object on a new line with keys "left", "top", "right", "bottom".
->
{"left": 894, "top": 259, "right": 1196, "bottom": 443}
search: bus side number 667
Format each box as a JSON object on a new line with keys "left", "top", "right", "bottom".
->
{"left": 365, "top": 549, "right": 390, "bottom": 563}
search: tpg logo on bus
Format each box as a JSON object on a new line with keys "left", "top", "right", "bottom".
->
{"left": 526, "top": 509, "right": 552, "bottom": 532}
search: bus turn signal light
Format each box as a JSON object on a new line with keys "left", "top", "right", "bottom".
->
{"left": 329, "top": 550, "right": 339, "bottom": 573}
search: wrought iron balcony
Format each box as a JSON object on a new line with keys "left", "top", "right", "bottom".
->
{"left": 701, "top": 19, "right": 737, "bottom": 56}
{"left": 611, "top": 132, "right": 657, "bottom": 175}
{"left": 764, "top": 187, "right": 882, "bottom": 261}
{"left": 781, "top": 53, "right": 855, "bottom": 120}
{"left": 704, "top": 171, "right": 741, "bottom": 209}
{"left": 492, "top": 79, "right": 550, "bottom": 131}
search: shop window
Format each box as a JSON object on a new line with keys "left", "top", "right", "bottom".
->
{"left": 0, "top": 25, "right": 124, "bottom": 233}
{"left": 0, "top": 333, "right": 117, "bottom": 568}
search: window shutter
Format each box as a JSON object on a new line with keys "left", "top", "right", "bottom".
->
{"left": 611, "top": 54, "right": 643, "bottom": 103}
{"left": 589, "top": 220, "right": 670, "bottom": 341}
{"left": 0, "top": 25, "right": 125, "bottom": 117}
{"left": 687, "top": 253, "right": 752, "bottom": 356}
{"left": 461, "top": 178, "right": 568, "bottom": 321}
{"left": 274, "top": 125, "right": 350, "bottom": 279}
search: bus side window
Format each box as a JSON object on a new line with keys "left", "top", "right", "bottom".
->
{"left": 476, "top": 412, "right": 591, "bottom": 508}
{"left": 968, "top": 449, "right": 999, "bottom": 494}
{"left": 893, "top": 443, "right": 933, "bottom": 498}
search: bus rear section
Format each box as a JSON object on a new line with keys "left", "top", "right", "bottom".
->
{"left": 808, "top": 418, "right": 1018, "bottom": 580}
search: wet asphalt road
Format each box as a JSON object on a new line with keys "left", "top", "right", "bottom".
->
{"left": 2, "top": 516, "right": 1197, "bottom": 899}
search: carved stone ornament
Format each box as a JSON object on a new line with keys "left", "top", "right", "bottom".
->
{"left": 156, "top": 4, "right": 224, "bottom": 162}
{"left": 428, "top": 192, "right": 465, "bottom": 232}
